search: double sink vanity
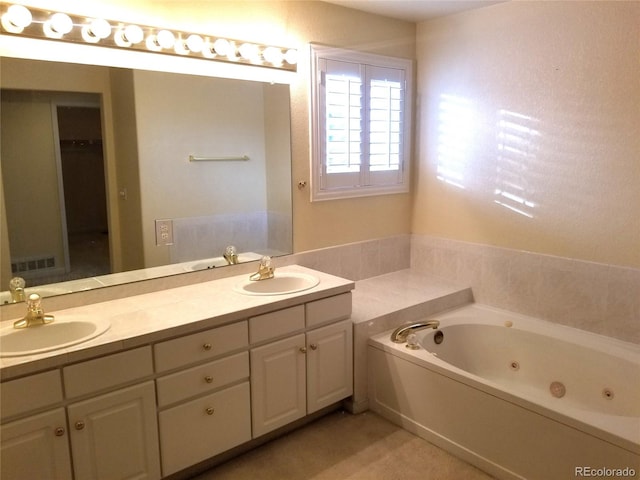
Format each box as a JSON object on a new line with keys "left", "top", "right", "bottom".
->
{"left": 0, "top": 265, "right": 354, "bottom": 479}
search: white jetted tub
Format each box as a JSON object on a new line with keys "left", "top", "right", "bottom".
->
{"left": 368, "top": 304, "right": 640, "bottom": 480}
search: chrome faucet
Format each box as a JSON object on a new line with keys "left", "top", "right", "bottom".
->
{"left": 250, "top": 256, "right": 275, "bottom": 281}
{"left": 224, "top": 245, "right": 239, "bottom": 265}
{"left": 390, "top": 320, "right": 440, "bottom": 343}
{"left": 13, "top": 293, "right": 55, "bottom": 329}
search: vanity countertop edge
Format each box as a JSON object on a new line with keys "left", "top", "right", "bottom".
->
{"left": 0, "top": 265, "right": 355, "bottom": 380}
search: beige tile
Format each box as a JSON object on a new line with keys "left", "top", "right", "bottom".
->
{"left": 192, "top": 411, "right": 494, "bottom": 480}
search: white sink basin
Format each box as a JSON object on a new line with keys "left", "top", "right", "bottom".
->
{"left": 234, "top": 272, "right": 320, "bottom": 296}
{"left": 0, "top": 317, "right": 111, "bottom": 357}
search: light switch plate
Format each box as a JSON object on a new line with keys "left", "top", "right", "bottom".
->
{"left": 155, "top": 219, "right": 174, "bottom": 246}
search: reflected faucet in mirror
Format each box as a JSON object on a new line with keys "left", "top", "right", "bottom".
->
{"left": 9, "top": 276, "right": 25, "bottom": 302}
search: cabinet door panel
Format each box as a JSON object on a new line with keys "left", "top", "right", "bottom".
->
{"left": 158, "top": 382, "right": 251, "bottom": 476}
{"left": 250, "top": 334, "right": 306, "bottom": 437}
{"left": 68, "top": 381, "right": 160, "bottom": 480}
{"left": 0, "top": 408, "right": 72, "bottom": 480}
{"left": 307, "top": 319, "right": 353, "bottom": 414}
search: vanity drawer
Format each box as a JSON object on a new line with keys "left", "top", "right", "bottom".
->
{"left": 63, "top": 346, "right": 153, "bottom": 398}
{"left": 154, "top": 321, "right": 248, "bottom": 373}
{"left": 156, "top": 351, "right": 249, "bottom": 407}
{"left": 249, "top": 305, "right": 305, "bottom": 344}
{"left": 1, "top": 370, "right": 63, "bottom": 419}
{"left": 305, "top": 292, "right": 352, "bottom": 328}
{"left": 158, "top": 382, "right": 251, "bottom": 476}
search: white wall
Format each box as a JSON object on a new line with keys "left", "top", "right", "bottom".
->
{"left": 413, "top": 1, "right": 640, "bottom": 268}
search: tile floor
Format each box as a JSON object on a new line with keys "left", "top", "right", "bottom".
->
{"left": 192, "top": 410, "right": 494, "bottom": 480}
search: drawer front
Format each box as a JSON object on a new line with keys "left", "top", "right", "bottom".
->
{"left": 1, "top": 370, "right": 63, "bottom": 420}
{"left": 154, "top": 321, "right": 248, "bottom": 373}
{"left": 249, "top": 305, "right": 304, "bottom": 344}
{"left": 156, "top": 352, "right": 249, "bottom": 407}
{"left": 63, "top": 346, "right": 153, "bottom": 398}
{"left": 158, "top": 382, "right": 251, "bottom": 476}
{"left": 305, "top": 292, "right": 352, "bottom": 328}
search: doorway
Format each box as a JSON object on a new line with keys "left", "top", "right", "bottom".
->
{"left": 55, "top": 104, "right": 111, "bottom": 281}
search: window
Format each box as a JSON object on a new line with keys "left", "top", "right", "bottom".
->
{"left": 310, "top": 44, "right": 413, "bottom": 201}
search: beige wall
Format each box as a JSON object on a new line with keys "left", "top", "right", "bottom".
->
{"left": 413, "top": 1, "right": 640, "bottom": 268}
{"left": 15, "top": 0, "right": 416, "bottom": 254}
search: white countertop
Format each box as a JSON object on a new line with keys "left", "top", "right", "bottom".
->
{"left": 0, "top": 265, "right": 354, "bottom": 380}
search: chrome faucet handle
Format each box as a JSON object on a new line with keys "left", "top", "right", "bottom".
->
{"left": 13, "top": 293, "right": 55, "bottom": 329}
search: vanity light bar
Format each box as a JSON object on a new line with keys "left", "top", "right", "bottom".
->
{"left": 0, "top": 3, "right": 298, "bottom": 71}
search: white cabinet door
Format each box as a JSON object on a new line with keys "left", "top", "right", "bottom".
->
{"left": 67, "top": 381, "right": 160, "bottom": 480}
{"left": 0, "top": 408, "right": 72, "bottom": 480}
{"left": 306, "top": 319, "right": 353, "bottom": 414}
{"left": 158, "top": 382, "right": 251, "bottom": 476}
{"left": 250, "top": 334, "right": 306, "bottom": 437}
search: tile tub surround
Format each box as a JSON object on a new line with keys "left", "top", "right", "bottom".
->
{"left": 348, "top": 269, "right": 473, "bottom": 413}
{"left": 0, "top": 265, "right": 354, "bottom": 380}
{"left": 411, "top": 235, "right": 640, "bottom": 344}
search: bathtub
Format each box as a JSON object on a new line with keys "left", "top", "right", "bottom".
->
{"left": 368, "top": 304, "right": 640, "bottom": 480}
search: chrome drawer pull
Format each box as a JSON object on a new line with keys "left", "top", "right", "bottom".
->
{"left": 203, "top": 343, "right": 212, "bottom": 351}
{"left": 205, "top": 407, "right": 215, "bottom": 415}
{"left": 204, "top": 375, "right": 213, "bottom": 383}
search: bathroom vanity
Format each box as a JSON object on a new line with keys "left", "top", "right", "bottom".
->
{"left": 0, "top": 266, "right": 354, "bottom": 479}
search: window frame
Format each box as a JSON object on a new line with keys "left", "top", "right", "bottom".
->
{"left": 309, "top": 44, "right": 413, "bottom": 201}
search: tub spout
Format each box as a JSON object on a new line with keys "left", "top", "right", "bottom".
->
{"left": 391, "top": 320, "right": 440, "bottom": 343}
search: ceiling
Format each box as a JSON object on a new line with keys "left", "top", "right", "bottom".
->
{"left": 323, "top": 0, "right": 506, "bottom": 23}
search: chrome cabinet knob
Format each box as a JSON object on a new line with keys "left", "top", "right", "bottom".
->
{"left": 74, "top": 421, "right": 85, "bottom": 430}
{"left": 204, "top": 375, "right": 213, "bottom": 383}
{"left": 203, "top": 343, "right": 212, "bottom": 351}
{"left": 310, "top": 343, "right": 318, "bottom": 350}
{"left": 205, "top": 407, "right": 215, "bottom": 415}
{"left": 54, "top": 427, "right": 65, "bottom": 437}
{"left": 299, "top": 346, "right": 307, "bottom": 353}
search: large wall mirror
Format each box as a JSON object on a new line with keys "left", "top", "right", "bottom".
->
{"left": 0, "top": 55, "right": 293, "bottom": 303}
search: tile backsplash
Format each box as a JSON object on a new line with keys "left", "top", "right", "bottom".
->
{"left": 3, "top": 232, "right": 636, "bottom": 345}
{"left": 411, "top": 234, "right": 640, "bottom": 344}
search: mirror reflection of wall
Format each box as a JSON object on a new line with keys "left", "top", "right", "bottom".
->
{"left": 0, "top": 57, "right": 293, "bottom": 297}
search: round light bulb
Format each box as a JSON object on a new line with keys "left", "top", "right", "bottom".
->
{"left": 212, "top": 38, "right": 230, "bottom": 56}
{"left": 262, "top": 46, "right": 284, "bottom": 65}
{"left": 81, "top": 18, "right": 111, "bottom": 43}
{"left": 1, "top": 4, "right": 32, "bottom": 33}
{"left": 121, "top": 24, "right": 143, "bottom": 44}
{"left": 239, "top": 42, "right": 259, "bottom": 62}
{"left": 43, "top": 12, "right": 73, "bottom": 38}
{"left": 186, "top": 34, "right": 204, "bottom": 53}
{"left": 156, "top": 29, "right": 175, "bottom": 49}
{"left": 284, "top": 48, "right": 298, "bottom": 65}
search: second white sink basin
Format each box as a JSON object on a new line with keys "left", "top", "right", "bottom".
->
{"left": 0, "top": 317, "right": 111, "bottom": 357}
{"left": 234, "top": 272, "right": 320, "bottom": 296}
